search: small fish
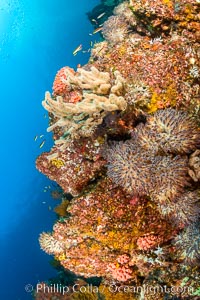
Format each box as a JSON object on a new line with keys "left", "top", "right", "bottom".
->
{"left": 34, "top": 135, "right": 38, "bottom": 141}
{"left": 42, "top": 201, "right": 46, "bottom": 204}
{"left": 44, "top": 114, "right": 47, "bottom": 118}
{"left": 39, "top": 139, "right": 46, "bottom": 148}
{"left": 93, "top": 27, "right": 103, "bottom": 34}
{"left": 90, "top": 41, "right": 93, "bottom": 47}
{"left": 39, "top": 134, "right": 44, "bottom": 138}
{"left": 91, "top": 18, "right": 98, "bottom": 24}
{"left": 82, "top": 49, "right": 91, "bottom": 53}
{"left": 97, "top": 12, "right": 106, "bottom": 19}
{"left": 48, "top": 206, "right": 52, "bottom": 210}
{"left": 73, "top": 44, "right": 82, "bottom": 56}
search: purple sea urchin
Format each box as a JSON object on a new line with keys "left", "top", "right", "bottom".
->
{"left": 145, "top": 108, "right": 200, "bottom": 155}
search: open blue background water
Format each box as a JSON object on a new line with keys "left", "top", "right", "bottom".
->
{"left": 0, "top": 0, "right": 100, "bottom": 299}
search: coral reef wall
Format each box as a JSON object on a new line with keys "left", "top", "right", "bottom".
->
{"left": 35, "top": 0, "right": 200, "bottom": 299}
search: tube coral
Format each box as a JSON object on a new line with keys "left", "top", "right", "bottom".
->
{"left": 136, "top": 234, "right": 158, "bottom": 250}
{"left": 107, "top": 263, "right": 133, "bottom": 282}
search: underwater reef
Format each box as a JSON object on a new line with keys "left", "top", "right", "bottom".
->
{"left": 35, "top": 0, "right": 200, "bottom": 299}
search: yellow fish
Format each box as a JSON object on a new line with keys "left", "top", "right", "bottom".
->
{"left": 93, "top": 27, "right": 103, "bottom": 34}
{"left": 97, "top": 12, "right": 106, "bottom": 19}
{"left": 91, "top": 18, "right": 98, "bottom": 24}
{"left": 73, "top": 44, "right": 82, "bottom": 56}
{"left": 39, "top": 140, "right": 46, "bottom": 148}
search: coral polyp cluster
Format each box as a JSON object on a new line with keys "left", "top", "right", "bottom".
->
{"left": 105, "top": 140, "right": 153, "bottom": 196}
{"left": 105, "top": 108, "right": 199, "bottom": 189}
{"left": 102, "top": 15, "right": 129, "bottom": 44}
{"left": 104, "top": 108, "right": 200, "bottom": 231}
{"left": 35, "top": 0, "right": 200, "bottom": 299}
{"left": 53, "top": 66, "right": 76, "bottom": 97}
{"left": 36, "top": 137, "right": 106, "bottom": 196}
{"left": 158, "top": 190, "right": 200, "bottom": 226}
{"left": 39, "top": 232, "right": 64, "bottom": 255}
{"left": 39, "top": 178, "right": 176, "bottom": 280}
{"left": 139, "top": 108, "right": 200, "bottom": 154}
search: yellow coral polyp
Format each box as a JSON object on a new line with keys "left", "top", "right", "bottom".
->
{"left": 162, "top": 0, "right": 173, "bottom": 9}
{"left": 147, "top": 92, "right": 161, "bottom": 113}
{"left": 51, "top": 158, "right": 65, "bottom": 168}
{"left": 55, "top": 253, "right": 66, "bottom": 261}
{"left": 118, "top": 45, "right": 127, "bottom": 56}
{"left": 147, "top": 84, "right": 177, "bottom": 113}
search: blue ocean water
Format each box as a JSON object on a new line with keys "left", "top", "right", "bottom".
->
{"left": 0, "top": 0, "right": 100, "bottom": 299}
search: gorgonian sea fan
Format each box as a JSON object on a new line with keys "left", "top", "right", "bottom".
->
{"left": 145, "top": 108, "right": 200, "bottom": 154}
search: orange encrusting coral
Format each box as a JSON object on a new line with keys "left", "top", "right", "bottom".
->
{"left": 39, "top": 177, "right": 177, "bottom": 281}
{"left": 52, "top": 66, "right": 75, "bottom": 96}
